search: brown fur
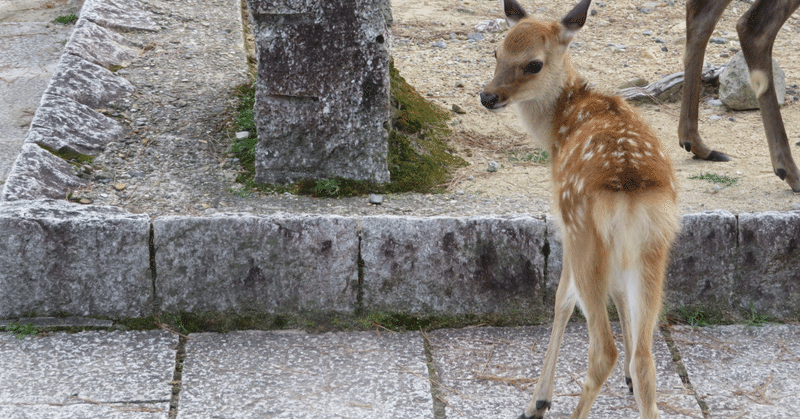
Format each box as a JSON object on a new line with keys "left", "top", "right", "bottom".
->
{"left": 480, "top": 1, "right": 679, "bottom": 418}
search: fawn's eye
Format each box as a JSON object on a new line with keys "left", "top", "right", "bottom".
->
{"left": 524, "top": 61, "right": 543, "bottom": 74}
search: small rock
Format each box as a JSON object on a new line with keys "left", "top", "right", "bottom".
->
{"left": 710, "top": 37, "right": 728, "bottom": 44}
{"left": 114, "top": 183, "right": 126, "bottom": 191}
{"left": 791, "top": 203, "right": 800, "bottom": 211}
{"left": 455, "top": 81, "right": 465, "bottom": 88}
{"left": 369, "top": 194, "right": 383, "bottom": 205}
{"left": 709, "top": 115, "right": 723, "bottom": 121}
{"left": 467, "top": 33, "right": 484, "bottom": 42}
{"left": 637, "top": 6, "right": 654, "bottom": 13}
{"left": 467, "top": 176, "right": 475, "bottom": 181}
{"left": 235, "top": 131, "right": 250, "bottom": 139}
{"left": 474, "top": 19, "right": 505, "bottom": 33}
{"left": 432, "top": 40, "right": 447, "bottom": 48}
{"left": 452, "top": 104, "right": 467, "bottom": 114}
{"left": 642, "top": 30, "right": 653, "bottom": 36}
{"left": 654, "top": 38, "right": 667, "bottom": 44}
{"left": 488, "top": 161, "right": 500, "bottom": 172}
{"left": 707, "top": 98, "right": 723, "bottom": 106}
{"left": 79, "top": 198, "right": 92, "bottom": 205}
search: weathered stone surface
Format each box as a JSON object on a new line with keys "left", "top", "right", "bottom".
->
{"left": 25, "top": 93, "right": 127, "bottom": 155}
{"left": 360, "top": 215, "right": 548, "bottom": 314}
{"left": 154, "top": 213, "right": 359, "bottom": 313}
{"left": 666, "top": 210, "right": 737, "bottom": 313}
{"left": 64, "top": 19, "right": 140, "bottom": 68}
{"left": 719, "top": 50, "right": 785, "bottom": 110}
{"left": 44, "top": 53, "right": 134, "bottom": 109}
{"left": 428, "top": 325, "right": 701, "bottom": 418}
{"left": 0, "top": 199, "right": 152, "bottom": 317}
{"left": 0, "top": 330, "right": 175, "bottom": 418}
{"left": 672, "top": 324, "right": 800, "bottom": 417}
{"left": 0, "top": 143, "right": 86, "bottom": 201}
{"left": 80, "top": 0, "right": 159, "bottom": 32}
{"left": 544, "top": 215, "right": 562, "bottom": 294}
{"left": 178, "top": 330, "right": 432, "bottom": 419}
{"left": 737, "top": 211, "right": 800, "bottom": 317}
{"left": 249, "top": 0, "right": 391, "bottom": 184}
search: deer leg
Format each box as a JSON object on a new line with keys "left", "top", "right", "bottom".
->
{"left": 520, "top": 263, "right": 577, "bottom": 419}
{"left": 569, "top": 261, "right": 616, "bottom": 419}
{"left": 737, "top": 0, "right": 800, "bottom": 192}
{"left": 610, "top": 290, "right": 634, "bottom": 394}
{"left": 678, "top": 0, "right": 733, "bottom": 161}
{"left": 626, "top": 246, "right": 670, "bottom": 419}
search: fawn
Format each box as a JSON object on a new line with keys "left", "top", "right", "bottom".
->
{"left": 480, "top": 0, "right": 679, "bottom": 418}
{"left": 680, "top": 0, "right": 800, "bottom": 192}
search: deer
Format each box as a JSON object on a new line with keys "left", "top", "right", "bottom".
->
{"left": 680, "top": 0, "right": 800, "bottom": 192}
{"left": 479, "top": 0, "right": 679, "bottom": 418}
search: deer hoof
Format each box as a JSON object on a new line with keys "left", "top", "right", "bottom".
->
{"left": 626, "top": 376, "right": 634, "bottom": 394}
{"left": 682, "top": 142, "right": 692, "bottom": 152}
{"left": 705, "top": 150, "right": 731, "bottom": 162}
{"left": 776, "top": 168, "right": 787, "bottom": 181}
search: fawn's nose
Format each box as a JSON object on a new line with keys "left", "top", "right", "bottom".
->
{"left": 480, "top": 92, "right": 499, "bottom": 109}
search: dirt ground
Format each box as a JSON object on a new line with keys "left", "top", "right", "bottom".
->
{"left": 390, "top": 0, "right": 800, "bottom": 214}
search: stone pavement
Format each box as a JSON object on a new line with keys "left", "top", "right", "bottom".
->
{"left": 0, "top": 0, "right": 80, "bottom": 183}
{"left": 1, "top": 321, "right": 799, "bottom": 418}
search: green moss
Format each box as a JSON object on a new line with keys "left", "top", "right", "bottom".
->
{"left": 39, "top": 144, "right": 94, "bottom": 165}
{"left": 228, "top": 60, "right": 466, "bottom": 197}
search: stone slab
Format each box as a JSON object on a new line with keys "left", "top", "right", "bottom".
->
{"left": 249, "top": 0, "right": 391, "bottom": 183}
{"left": 44, "top": 53, "right": 135, "bottom": 109}
{"left": 26, "top": 93, "right": 127, "bottom": 155}
{"left": 65, "top": 19, "right": 140, "bottom": 68}
{"left": 177, "top": 330, "right": 433, "bottom": 419}
{"left": 3, "top": 316, "right": 115, "bottom": 328}
{"left": 80, "top": 0, "right": 159, "bottom": 32}
{"left": 0, "top": 199, "right": 152, "bottom": 317}
{"left": 154, "top": 213, "right": 359, "bottom": 313}
{"left": 360, "top": 215, "right": 549, "bottom": 314}
{"left": 428, "top": 325, "right": 701, "bottom": 418}
{"left": 0, "top": 22, "right": 73, "bottom": 182}
{"left": 0, "top": 330, "right": 176, "bottom": 418}
{"left": 737, "top": 211, "right": 800, "bottom": 317}
{"left": 672, "top": 324, "right": 800, "bottom": 417}
{"left": 0, "top": 143, "right": 87, "bottom": 201}
{"left": 665, "top": 210, "right": 738, "bottom": 313}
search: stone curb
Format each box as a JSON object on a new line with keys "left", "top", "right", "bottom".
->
{"left": 1, "top": 199, "right": 798, "bottom": 320}
{"left": 1, "top": 0, "right": 798, "bottom": 320}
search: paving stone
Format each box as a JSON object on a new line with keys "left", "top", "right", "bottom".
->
{"left": 25, "top": 93, "right": 127, "bottom": 155}
{"left": 737, "top": 211, "right": 800, "bottom": 317}
{"left": 80, "top": 0, "right": 159, "bottom": 32}
{"left": 672, "top": 324, "right": 800, "bottom": 417}
{"left": 177, "top": 330, "right": 433, "bottom": 419}
{"left": 65, "top": 19, "right": 140, "bottom": 68}
{"left": 0, "top": 199, "right": 152, "bottom": 317}
{"left": 44, "top": 53, "right": 135, "bottom": 109}
{"left": 360, "top": 215, "right": 548, "bottom": 314}
{"left": 0, "top": 330, "right": 176, "bottom": 418}
{"left": 428, "top": 325, "right": 701, "bottom": 418}
{"left": 154, "top": 213, "right": 359, "bottom": 313}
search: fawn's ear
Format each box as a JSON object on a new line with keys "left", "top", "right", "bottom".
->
{"left": 559, "top": 0, "right": 592, "bottom": 44}
{"left": 503, "top": 0, "right": 528, "bottom": 28}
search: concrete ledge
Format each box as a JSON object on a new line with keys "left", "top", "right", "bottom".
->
{"left": 154, "top": 213, "right": 359, "bottom": 313}
{"left": 0, "top": 200, "right": 151, "bottom": 318}
{"left": 0, "top": 143, "right": 87, "bottom": 201}
{"left": 360, "top": 215, "right": 547, "bottom": 314}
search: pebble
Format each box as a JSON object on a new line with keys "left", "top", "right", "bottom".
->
{"left": 467, "top": 33, "right": 484, "bottom": 42}
{"left": 710, "top": 37, "right": 727, "bottom": 44}
{"left": 488, "top": 161, "right": 500, "bottom": 172}
{"left": 368, "top": 194, "right": 383, "bottom": 205}
{"left": 709, "top": 115, "right": 723, "bottom": 121}
{"left": 235, "top": 131, "right": 249, "bottom": 139}
{"left": 643, "top": 30, "right": 652, "bottom": 36}
{"left": 432, "top": 40, "right": 447, "bottom": 48}
{"left": 707, "top": 98, "right": 723, "bottom": 106}
{"left": 791, "top": 203, "right": 800, "bottom": 211}
{"left": 452, "top": 104, "right": 466, "bottom": 114}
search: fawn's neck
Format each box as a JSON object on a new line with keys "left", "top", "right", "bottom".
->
{"left": 511, "top": 68, "right": 585, "bottom": 159}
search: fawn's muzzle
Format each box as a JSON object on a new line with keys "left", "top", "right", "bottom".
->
{"left": 480, "top": 92, "right": 500, "bottom": 109}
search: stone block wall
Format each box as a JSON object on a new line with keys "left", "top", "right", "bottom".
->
{"left": 248, "top": 0, "right": 391, "bottom": 184}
